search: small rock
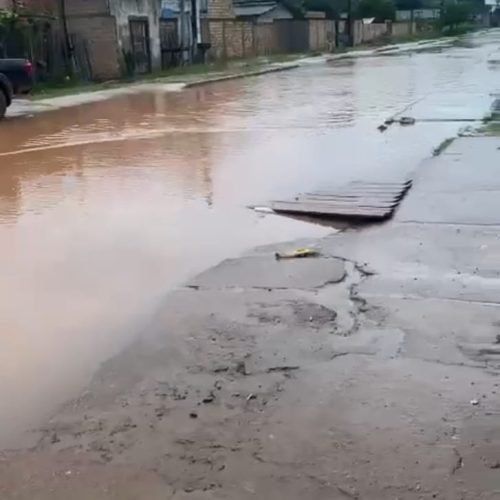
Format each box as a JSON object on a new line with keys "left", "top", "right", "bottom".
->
{"left": 399, "top": 116, "right": 416, "bottom": 125}
{"left": 189, "top": 411, "right": 198, "bottom": 419}
{"left": 202, "top": 393, "right": 215, "bottom": 404}
{"left": 253, "top": 206, "right": 274, "bottom": 214}
{"left": 470, "top": 399, "right": 479, "bottom": 406}
{"left": 235, "top": 361, "right": 248, "bottom": 376}
{"left": 50, "top": 432, "right": 60, "bottom": 444}
{"left": 155, "top": 406, "right": 167, "bottom": 418}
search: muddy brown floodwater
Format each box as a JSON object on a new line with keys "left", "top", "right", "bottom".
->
{"left": 0, "top": 30, "right": 499, "bottom": 448}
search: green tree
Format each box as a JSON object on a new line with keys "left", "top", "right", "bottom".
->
{"left": 440, "top": 1, "right": 471, "bottom": 30}
{"left": 355, "top": 0, "right": 396, "bottom": 20}
{"left": 0, "top": 9, "right": 19, "bottom": 57}
{"left": 285, "top": 0, "right": 348, "bottom": 19}
{"left": 303, "top": 0, "right": 342, "bottom": 18}
{"left": 281, "top": 0, "right": 306, "bottom": 17}
{"left": 395, "top": 0, "right": 422, "bottom": 9}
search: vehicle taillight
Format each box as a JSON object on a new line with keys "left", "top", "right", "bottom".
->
{"left": 24, "top": 61, "right": 33, "bottom": 77}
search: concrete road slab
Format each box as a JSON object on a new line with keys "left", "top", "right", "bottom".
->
{"left": 188, "top": 255, "right": 346, "bottom": 290}
{"left": 397, "top": 137, "right": 500, "bottom": 224}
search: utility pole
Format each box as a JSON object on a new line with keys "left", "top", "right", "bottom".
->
{"left": 58, "top": 0, "right": 74, "bottom": 75}
{"left": 190, "top": 0, "right": 198, "bottom": 62}
{"left": 346, "top": 0, "right": 353, "bottom": 46}
{"left": 179, "top": 0, "right": 186, "bottom": 63}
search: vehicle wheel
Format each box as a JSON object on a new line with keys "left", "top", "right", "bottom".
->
{"left": 0, "top": 91, "right": 6, "bottom": 120}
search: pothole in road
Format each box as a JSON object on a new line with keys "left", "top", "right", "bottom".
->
{"left": 248, "top": 300, "right": 338, "bottom": 329}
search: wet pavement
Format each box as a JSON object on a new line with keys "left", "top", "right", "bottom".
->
{"left": 0, "top": 29, "right": 499, "bottom": 449}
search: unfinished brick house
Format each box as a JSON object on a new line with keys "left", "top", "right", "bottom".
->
{"left": 66, "top": 0, "right": 162, "bottom": 80}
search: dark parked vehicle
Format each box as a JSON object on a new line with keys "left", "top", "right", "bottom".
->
{"left": 0, "top": 59, "right": 34, "bottom": 120}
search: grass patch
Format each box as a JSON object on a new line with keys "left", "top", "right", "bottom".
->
{"left": 433, "top": 137, "right": 455, "bottom": 156}
{"left": 479, "top": 121, "right": 500, "bottom": 136}
{"left": 32, "top": 79, "right": 116, "bottom": 99}
{"left": 31, "top": 54, "right": 304, "bottom": 100}
{"left": 386, "top": 31, "right": 444, "bottom": 45}
{"left": 31, "top": 62, "right": 232, "bottom": 99}
{"left": 138, "top": 61, "right": 232, "bottom": 82}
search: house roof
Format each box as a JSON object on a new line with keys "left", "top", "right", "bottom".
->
{"left": 233, "top": 0, "right": 277, "bottom": 6}
{"left": 234, "top": 0, "right": 279, "bottom": 15}
{"left": 234, "top": 3, "right": 277, "bottom": 16}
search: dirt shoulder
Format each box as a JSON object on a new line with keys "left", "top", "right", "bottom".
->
{"left": 8, "top": 60, "right": 300, "bottom": 118}
{"left": 7, "top": 35, "right": 454, "bottom": 119}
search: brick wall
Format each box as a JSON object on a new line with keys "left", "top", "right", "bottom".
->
{"left": 207, "top": 20, "right": 253, "bottom": 59}
{"left": 1, "top": 0, "right": 58, "bottom": 14}
{"left": 207, "top": 20, "right": 225, "bottom": 58}
{"left": 66, "top": 0, "right": 110, "bottom": 16}
{"left": 207, "top": 18, "right": 336, "bottom": 60}
{"left": 223, "top": 20, "right": 254, "bottom": 58}
{"left": 65, "top": 0, "right": 119, "bottom": 79}
{"left": 67, "top": 15, "right": 121, "bottom": 79}
{"left": 66, "top": 0, "right": 164, "bottom": 79}
{"left": 207, "top": 0, "right": 234, "bottom": 19}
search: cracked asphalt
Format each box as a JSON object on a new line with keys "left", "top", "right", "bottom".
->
{"left": 3, "top": 136, "right": 500, "bottom": 499}
{"left": 2, "top": 29, "right": 500, "bottom": 498}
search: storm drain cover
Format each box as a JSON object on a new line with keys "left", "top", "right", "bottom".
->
{"left": 270, "top": 179, "right": 412, "bottom": 221}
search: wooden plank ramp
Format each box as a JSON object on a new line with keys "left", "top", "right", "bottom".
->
{"left": 270, "top": 179, "right": 412, "bottom": 221}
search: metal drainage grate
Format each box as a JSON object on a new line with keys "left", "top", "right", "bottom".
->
{"left": 270, "top": 179, "right": 413, "bottom": 221}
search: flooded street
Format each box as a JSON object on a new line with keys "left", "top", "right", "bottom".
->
{"left": 0, "top": 30, "right": 499, "bottom": 448}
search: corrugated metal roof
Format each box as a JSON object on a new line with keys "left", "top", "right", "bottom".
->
{"left": 234, "top": 4, "right": 275, "bottom": 16}
{"left": 233, "top": 0, "right": 275, "bottom": 5}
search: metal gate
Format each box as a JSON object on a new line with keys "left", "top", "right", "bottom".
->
{"left": 274, "top": 20, "right": 309, "bottom": 53}
{"left": 129, "top": 18, "right": 151, "bottom": 74}
{"left": 160, "top": 19, "right": 180, "bottom": 69}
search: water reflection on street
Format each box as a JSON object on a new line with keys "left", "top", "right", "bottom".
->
{"left": 0, "top": 29, "right": 499, "bottom": 447}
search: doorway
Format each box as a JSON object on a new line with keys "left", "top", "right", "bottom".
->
{"left": 129, "top": 17, "right": 151, "bottom": 74}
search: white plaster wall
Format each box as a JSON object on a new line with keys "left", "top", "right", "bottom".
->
{"left": 110, "top": 0, "right": 162, "bottom": 71}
